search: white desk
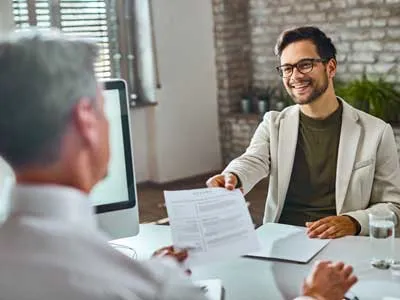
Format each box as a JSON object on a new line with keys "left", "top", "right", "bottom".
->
{"left": 112, "top": 224, "right": 400, "bottom": 300}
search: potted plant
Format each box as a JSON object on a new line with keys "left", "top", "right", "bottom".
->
{"left": 336, "top": 75, "right": 400, "bottom": 123}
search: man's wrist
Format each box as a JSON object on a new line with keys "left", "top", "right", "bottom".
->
{"left": 302, "top": 284, "right": 324, "bottom": 300}
{"left": 229, "top": 172, "right": 242, "bottom": 188}
{"left": 345, "top": 215, "right": 361, "bottom": 235}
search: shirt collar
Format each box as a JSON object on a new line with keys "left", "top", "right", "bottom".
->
{"left": 10, "top": 184, "right": 97, "bottom": 230}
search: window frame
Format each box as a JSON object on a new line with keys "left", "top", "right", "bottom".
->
{"left": 12, "top": 0, "right": 142, "bottom": 104}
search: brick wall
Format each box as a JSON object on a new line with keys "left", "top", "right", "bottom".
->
{"left": 212, "top": 0, "right": 400, "bottom": 165}
{"left": 251, "top": 0, "right": 400, "bottom": 88}
{"left": 212, "top": 0, "right": 252, "bottom": 163}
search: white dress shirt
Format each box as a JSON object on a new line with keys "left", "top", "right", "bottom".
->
{"left": 0, "top": 184, "right": 208, "bottom": 300}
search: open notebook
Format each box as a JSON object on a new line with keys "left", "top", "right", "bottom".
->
{"left": 245, "top": 223, "right": 330, "bottom": 263}
{"left": 194, "top": 279, "right": 224, "bottom": 300}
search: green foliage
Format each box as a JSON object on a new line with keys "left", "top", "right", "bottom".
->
{"left": 336, "top": 75, "right": 400, "bottom": 122}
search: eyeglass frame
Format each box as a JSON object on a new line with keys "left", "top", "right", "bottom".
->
{"left": 276, "top": 57, "right": 329, "bottom": 78}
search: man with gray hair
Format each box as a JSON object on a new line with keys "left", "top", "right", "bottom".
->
{"left": 0, "top": 28, "right": 356, "bottom": 300}
{"left": 0, "top": 28, "right": 208, "bottom": 300}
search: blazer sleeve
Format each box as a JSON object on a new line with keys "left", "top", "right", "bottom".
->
{"left": 343, "top": 124, "right": 400, "bottom": 236}
{"left": 222, "top": 112, "right": 274, "bottom": 195}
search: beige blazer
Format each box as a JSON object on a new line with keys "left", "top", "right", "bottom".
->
{"left": 224, "top": 98, "right": 400, "bottom": 235}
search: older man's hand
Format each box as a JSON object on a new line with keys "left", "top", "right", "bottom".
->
{"left": 306, "top": 216, "right": 360, "bottom": 239}
{"left": 302, "top": 260, "right": 358, "bottom": 300}
{"left": 152, "top": 246, "right": 192, "bottom": 275}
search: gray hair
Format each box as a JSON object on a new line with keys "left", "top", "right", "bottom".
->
{"left": 0, "top": 28, "right": 99, "bottom": 169}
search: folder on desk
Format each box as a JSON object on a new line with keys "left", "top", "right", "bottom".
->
{"left": 245, "top": 223, "right": 330, "bottom": 263}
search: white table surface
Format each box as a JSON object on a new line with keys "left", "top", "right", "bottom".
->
{"left": 112, "top": 224, "right": 400, "bottom": 300}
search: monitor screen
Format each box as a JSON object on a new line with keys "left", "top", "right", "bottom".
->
{"left": 90, "top": 79, "right": 139, "bottom": 238}
{"left": 90, "top": 89, "right": 129, "bottom": 207}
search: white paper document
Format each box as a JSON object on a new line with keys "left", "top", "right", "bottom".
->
{"left": 164, "top": 188, "right": 260, "bottom": 266}
{"left": 246, "top": 223, "right": 330, "bottom": 263}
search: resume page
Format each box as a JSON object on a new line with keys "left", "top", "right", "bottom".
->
{"left": 164, "top": 188, "right": 260, "bottom": 266}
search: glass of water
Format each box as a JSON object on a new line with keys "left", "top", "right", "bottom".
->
{"left": 369, "top": 211, "right": 395, "bottom": 267}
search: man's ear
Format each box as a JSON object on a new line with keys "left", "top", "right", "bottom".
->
{"left": 327, "top": 59, "right": 337, "bottom": 79}
{"left": 72, "top": 98, "right": 99, "bottom": 147}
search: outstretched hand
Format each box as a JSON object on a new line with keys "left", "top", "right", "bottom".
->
{"left": 206, "top": 172, "right": 243, "bottom": 193}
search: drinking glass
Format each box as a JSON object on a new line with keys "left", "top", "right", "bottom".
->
{"left": 369, "top": 211, "right": 395, "bottom": 267}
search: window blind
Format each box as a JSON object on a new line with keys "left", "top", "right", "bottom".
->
{"left": 12, "top": 0, "right": 116, "bottom": 79}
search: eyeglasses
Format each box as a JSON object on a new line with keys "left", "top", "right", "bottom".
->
{"left": 276, "top": 58, "right": 327, "bottom": 78}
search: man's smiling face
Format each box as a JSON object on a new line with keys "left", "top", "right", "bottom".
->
{"left": 280, "top": 40, "right": 330, "bottom": 105}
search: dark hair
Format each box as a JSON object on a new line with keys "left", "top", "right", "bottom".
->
{"left": 274, "top": 26, "right": 336, "bottom": 61}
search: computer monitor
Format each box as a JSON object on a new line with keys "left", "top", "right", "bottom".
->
{"left": 89, "top": 79, "right": 139, "bottom": 239}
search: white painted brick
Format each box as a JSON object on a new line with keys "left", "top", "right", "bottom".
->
{"left": 252, "top": 27, "right": 265, "bottom": 35}
{"left": 336, "top": 42, "right": 351, "bottom": 52}
{"left": 373, "top": 9, "right": 391, "bottom": 17}
{"left": 346, "top": 20, "right": 359, "bottom": 28}
{"left": 327, "top": 13, "right": 336, "bottom": 21}
{"left": 385, "top": 43, "right": 400, "bottom": 51}
{"left": 307, "top": 13, "right": 327, "bottom": 22}
{"left": 318, "top": 2, "right": 332, "bottom": 10}
{"left": 283, "top": 14, "right": 307, "bottom": 23}
{"left": 387, "top": 29, "right": 400, "bottom": 39}
{"left": 337, "top": 54, "right": 347, "bottom": 63}
{"left": 348, "top": 52, "right": 376, "bottom": 63}
{"left": 333, "top": 0, "right": 347, "bottom": 8}
{"left": 256, "top": 56, "right": 268, "bottom": 64}
{"left": 337, "top": 11, "right": 352, "bottom": 18}
{"left": 360, "top": 19, "right": 371, "bottom": 27}
{"left": 338, "top": 73, "right": 354, "bottom": 81}
{"left": 294, "top": 3, "right": 316, "bottom": 11}
{"left": 388, "top": 17, "right": 400, "bottom": 26}
{"left": 277, "top": 6, "right": 291, "bottom": 14}
{"left": 268, "top": 16, "right": 284, "bottom": 25}
{"left": 360, "top": 0, "right": 384, "bottom": 3}
{"left": 346, "top": 0, "right": 358, "bottom": 6}
{"left": 372, "top": 19, "right": 387, "bottom": 27}
{"left": 348, "top": 64, "right": 365, "bottom": 73}
{"left": 353, "top": 41, "right": 383, "bottom": 51}
{"left": 340, "top": 31, "right": 370, "bottom": 41}
{"left": 379, "top": 53, "right": 397, "bottom": 62}
{"left": 255, "top": 7, "right": 274, "bottom": 15}
{"left": 366, "top": 63, "right": 396, "bottom": 74}
{"left": 370, "top": 29, "right": 386, "bottom": 39}
{"left": 351, "top": 8, "right": 373, "bottom": 17}
{"left": 386, "top": 75, "right": 398, "bottom": 83}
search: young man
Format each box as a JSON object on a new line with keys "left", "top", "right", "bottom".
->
{"left": 207, "top": 26, "right": 400, "bottom": 239}
{"left": 0, "top": 28, "right": 356, "bottom": 300}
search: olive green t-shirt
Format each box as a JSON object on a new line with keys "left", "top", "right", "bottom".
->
{"left": 279, "top": 103, "right": 343, "bottom": 227}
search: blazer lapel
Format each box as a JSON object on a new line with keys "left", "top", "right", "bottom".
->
{"left": 336, "top": 100, "right": 361, "bottom": 213}
{"left": 277, "top": 106, "right": 299, "bottom": 218}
